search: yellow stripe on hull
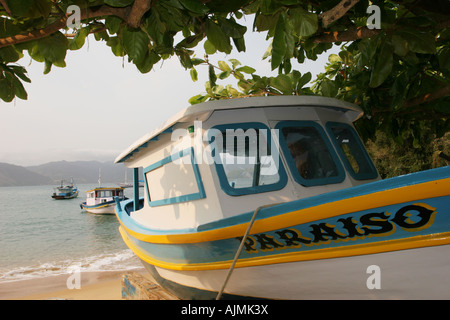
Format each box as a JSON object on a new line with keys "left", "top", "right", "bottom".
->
{"left": 119, "top": 226, "right": 450, "bottom": 271}
{"left": 120, "top": 177, "right": 450, "bottom": 244}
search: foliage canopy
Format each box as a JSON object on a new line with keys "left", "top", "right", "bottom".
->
{"left": 0, "top": 0, "right": 449, "bottom": 146}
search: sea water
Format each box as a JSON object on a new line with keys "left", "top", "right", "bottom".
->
{"left": 0, "top": 184, "right": 142, "bottom": 283}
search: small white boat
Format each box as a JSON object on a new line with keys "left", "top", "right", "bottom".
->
{"left": 114, "top": 96, "right": 450, "bottom": 299}
{"left": 80, "top": 187, "right": 126, "bottom": 214}
{"left": 51, "top": 179, "right": 78, "bottom": 199}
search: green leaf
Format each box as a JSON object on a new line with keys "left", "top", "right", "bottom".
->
{"left": 205, "top": 20, "right": 232, "bottom": 54}
{"left": 438, "top": 47, "right": 450, "bottom": 70}
{"left": 218, "top": 17, "right": 247, "bottom": 38}
{"left": 0, "top": 46, "right": 21, "bottom": 63}
{"left": 208, "top": 64, "right": 217, "bottom": 86}
{"left": 271, "top": 13, "right": 286, "bottom": 70}
{"left": 178, "top": 0, "right": 209, "bottom": 15}
{"left": 369, "top": 42, "right": 393, "bottom": 88}
{"left": 391, "top": 34, "right": 408, "bottom": 57}
{"left": 270, "top": 74, "right": 294, "bottom": 94}
{"left": 0, "top": 78, "right": 14, "bottom": 102}
{"left": 43, "top": 59, "right": 52, "bottom": 74}
{"left": 122, "top": 28, "right": 149, "bottom": 64}
{"left": 105, "top": 16, "right": 123, "bottom": 35}
{"left": 218, "top": 60, "right": 231, "bottom": 72}
{"left": 203, "top": 39, "right": 216, "bottom": 54}
{"left": 11, "top": 74, "right": 27, "bottom": 100}
{"left": 37, "top": 32, "right": 68, "bottom": 65}
{"left": 297, "top": 72, "right": 312, "bottom": 89}
{"left": 106, "top": 37, "right": 124, "bottom": 56}
{"left": 68, "top": 27, "right": 91, "bottom": 51}
{"left": 320, "top": 78, "right": 338, "bottom": 97}
{"left": 232, "top": 36, "right": 246, "bottom": 52}
{"left": 218, "top": 71, "right": 231, "bottom": 79}
{"left": 135, "top": 51, "right": 160, "bottom": 73}
{"left": 7, "top": 0, "right": 34, "bottom": 17}
{"left": 8, "top": 65, "right": 31, "bottom": 83}
{"left": 191, "top": 58, "right": 205, "bottom": 66}
{"left": 104, "top": 0, "right": 134, "bottom": 8}
{"left": 395, "top": 28, "right": 436, "bottom": 54}
{"left": 229, "top": 59, "right": 241, "bottom": 68}
{"left": 289, "top": 8, "right": 318, "bottom": 38}
{"left": 189, "top": 94, "right": 208, "bottom": 105}
{"left": 190, "top": 68, "right": 198, "bottom": 82}
{"left": 236, "top": 66, "right": 256, "bottom": 74}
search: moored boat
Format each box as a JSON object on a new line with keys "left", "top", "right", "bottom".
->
{"left": 114, "top": 96, "right": 450, "bottom": 299}
{"left": 80, "top": 187, "right": 126, "bottom": 214}
{"left": 51, "top": 178, "right": 78, "bottom": 199}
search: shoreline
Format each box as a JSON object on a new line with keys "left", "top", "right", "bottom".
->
{"left": 0, "top": 268, "right": 146, "bottom": 300}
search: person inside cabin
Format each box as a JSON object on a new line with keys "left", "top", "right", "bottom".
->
{"left": 286, "top": 133, "right": 312, "bottom": 179}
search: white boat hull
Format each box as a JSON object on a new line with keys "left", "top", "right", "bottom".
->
{"left": 81, "top": 202, "right": 116, "bottom": 214}
{"left": 147, "top": 244, "right": 450, "bottom": 299}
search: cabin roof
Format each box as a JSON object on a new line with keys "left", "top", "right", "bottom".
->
{"left": 85, "top": 187, "right": 124, "bottom": 193}
{"left": 114, "top": 96, "right": 363, "bottom": 164}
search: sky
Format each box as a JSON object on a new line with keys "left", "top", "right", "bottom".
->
{"left": 0, "top": 17, "right": 335, "bottom": 167}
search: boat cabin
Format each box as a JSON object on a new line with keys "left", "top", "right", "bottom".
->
{"left": 85, "top": 187, "right": 125, "bottom": 206}
{"left": 115, "top": 96, "right": 380, "bottom": 230}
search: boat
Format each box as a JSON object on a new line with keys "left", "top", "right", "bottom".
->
{"left": 80, "top": 187, "right": 126, "bottom": 214}
{"left": 117, "top": 169, "right": 144, "bottom": 188}
{"left": 51, "top": 179, "right": 78, "bottom": 199}
{"left": 113, "top": 96, "right": 450, "bottom": 300}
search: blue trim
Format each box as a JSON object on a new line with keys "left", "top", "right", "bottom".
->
{"left": 133, "top": 167, "right": 140, "bottom": 212}
{"left": 143, "top": 147, "right": 206, "bottom": 207}
{"left": 210, "top": 122, "right": 288, "bottom": 196}
{"left": 81, "top": 199, "right": 115, "bottom": 209}
{"left": 326, "top": 122, "right": 378, "bottom": 180}
{"left": 276, "top": 120, "right": 346, "bottom": 187}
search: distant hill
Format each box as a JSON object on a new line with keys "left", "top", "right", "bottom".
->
{"left": 0, "top": 163, "right": 53, "bottom": 187}
{"left": 0, "top": 160, "right": 137, "bottom": 187}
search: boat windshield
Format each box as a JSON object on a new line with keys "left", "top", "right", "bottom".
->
{"left": 277, "top": 121, "right": 345, "bottom": 186}
{"left": 210, "top": 122, "right": 287, "bottom": 196}
{"left": 326, "top": 122, "right": 378, "bottom": 180}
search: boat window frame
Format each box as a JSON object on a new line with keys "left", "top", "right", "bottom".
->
{"left": 143, "top": 147, "right": 206, "bottom": 207}
{"left": 276, "top": 120, "right": 346, "bottom": 187}
{"left": 325, "top": 121, "right": 378, "bottom": 180}
{"left": 209, "top": 122, "right": 288, "bottom": 196}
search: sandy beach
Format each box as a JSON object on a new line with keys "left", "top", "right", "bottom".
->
{"left": 0, "top": 269, "right": 147, "bottom": 300}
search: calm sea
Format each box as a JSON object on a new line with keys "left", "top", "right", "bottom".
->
{"left": 0, "top": 184, "right": 142, "bottom": 283}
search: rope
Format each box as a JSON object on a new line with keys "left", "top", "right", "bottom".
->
{"left": 215, "top": 202, "right": 283, "bottom": 300}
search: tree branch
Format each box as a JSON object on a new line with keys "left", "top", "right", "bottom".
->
{"left": 0, "top": 1, "right": 153, "bottom": 48}
{"left": 127, "top": 0, "right": 152, "bottom": 29}
{"left": 312, "top": 26, "right": 380, "bottom": 43}
{"left": 402, "top": 84, "right": 450, "bottom": 109}
{"left": 319, "top": 0, "right": 360, "bottom": 28}
{"left": 0, "top": 0, "right": 12, "bottom": 15}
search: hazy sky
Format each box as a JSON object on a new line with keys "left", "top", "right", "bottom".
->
{"left": 0, "top": 17, "right": 334, "bottom": 166}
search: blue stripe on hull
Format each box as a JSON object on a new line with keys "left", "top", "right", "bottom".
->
{"left": 125, "top": 195, "right": 450, "bottom": 267}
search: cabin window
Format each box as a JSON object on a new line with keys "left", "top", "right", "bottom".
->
{"left": 143, "top": 147, "right": 206, "bottom": 207}
{"left": 210, "top": 122, "right": 287, "bottom": 196}
{"left": 326, "top": 122, "right": 378, "bottom": 180}
{"left": 276, "top": 121, "right": 345, "bottom": 186}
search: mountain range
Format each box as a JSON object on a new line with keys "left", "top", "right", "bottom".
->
{"left": 0, "top": 160, "right": 135, "bottom": 187}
